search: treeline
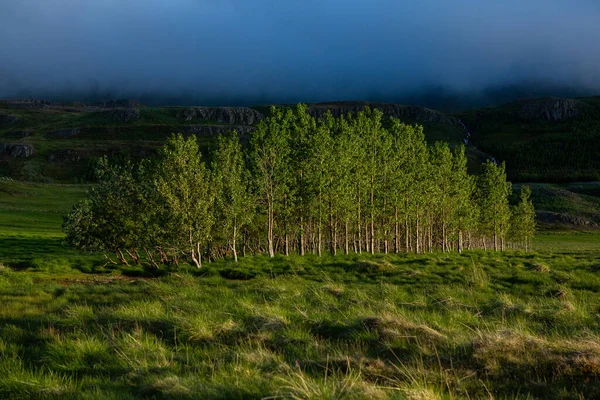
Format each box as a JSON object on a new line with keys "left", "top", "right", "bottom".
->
{"left": 63, "top": 105, "right": 535, "bottom": 268}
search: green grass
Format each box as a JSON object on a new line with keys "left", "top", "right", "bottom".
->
{"left": 511, "top": 182, "right": 600, "bottom": 230}
{"left": 0, "top": 181, "right": 99, "bottom": 270}
{"left": 1, "top": 180, "right": 600, "bottom": 398}
{"left": 1, "top": 250, "right": 600, "bottom": 399}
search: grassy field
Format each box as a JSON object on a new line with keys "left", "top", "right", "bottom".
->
{"left": 1, "top": 181, "right": 600, "bottom": 399}
{"left": 2, "top": 248, "right": 600, "bottom": 399}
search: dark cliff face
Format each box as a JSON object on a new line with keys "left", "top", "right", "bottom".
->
{"left": 178, "top": 107, "right": 264, "bottom": 125}
{"left": 183, "top": 125, "right": 254, "bottom": 136}
{"left": 518, "top": 98, "right": 579, "bottom": 121}
{"left": 0, "top": 99, "right": 54, "bottom": 109}
{"left": 0, "top": 143, "right": 34, "bottom": 158}
{"left": 307, "top": 102, "right": 458, "bottom": 125}
{"left": 102, "top": 108, "right": 141, "bottom": 123}
{"left": 93, "top": 99, "right": 141, "bottom": 109}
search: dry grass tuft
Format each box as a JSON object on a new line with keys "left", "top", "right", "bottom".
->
{"left": 142, "top": 375, "right": 191, "bottom": 397}
{"left": 362, "top": 313, "right": 446, "bottom": 345}
{"left": 357, "top": 259, "right": 396, "bottom": 273}
{"left": 532, "top": 262, "right": 551, "bottom": 273}
{"left": 473, "top": 329, "right": 600, "bottom": 379}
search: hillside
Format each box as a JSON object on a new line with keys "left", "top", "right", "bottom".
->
{"left": 3, "top": 96, "right": 600, "bottom": 184}
{"left": 457, "top": 96, "right": 600, "bottom": 182}
{"left": 0, "top": 99, "right": 466, "bottom": 182}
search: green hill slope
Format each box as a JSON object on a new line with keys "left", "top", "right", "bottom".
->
{"left": 0, "top": 100, "right": 465, "bottom": 183}
{"left": 457, "top": 97, "right": 600, "bottom": 182}
{"left": 2, "top": 96, "right": 600, "bottom": 184}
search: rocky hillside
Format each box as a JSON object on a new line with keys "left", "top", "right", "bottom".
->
{"left": 0, "top": 99, "right": 466, "bottom": 182}
{"left": 518, "top": 97, "right": 579, "bottom": 121}
{"left": 307, "top": 101, "right": 458, "bottom": 125}
{"left": 2, "top": 96, "right": 600, "bottom": 183}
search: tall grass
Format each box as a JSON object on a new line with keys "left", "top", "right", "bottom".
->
{"left": 1, "top": 250, "right": 600, "bottom": 399}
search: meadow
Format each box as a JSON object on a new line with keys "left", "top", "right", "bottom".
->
{"left": 1, "top": 181, "right": 600, "bottom": 399}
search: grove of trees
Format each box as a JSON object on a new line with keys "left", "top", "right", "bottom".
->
{"left": 63, "top": 105, "right": 536, "bottom": 268}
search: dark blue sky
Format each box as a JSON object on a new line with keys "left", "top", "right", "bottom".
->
{"left": 1, "top": 0, "right": 599, "bottom": 105}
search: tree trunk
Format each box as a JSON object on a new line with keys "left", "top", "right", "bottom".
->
{"left": 365, "top": 222, "right": 370, "bottom": 254}
{"left": 232, "top": 224, "right": 238, "bottom": 262}
{"left": 344, "top": 220, "right": 349, "bottom": 255}
{"left": 494, "top": 226, "right": 498, "bottom": 252}
{"left": 370, "top": 213, "right": 375, "bottom": 255}
{"left": 394, "top": 207, "right": 399, "bottom": 253}
{"left": 329, "top": 200, "right": 336, "bottom": 256}
{"left": 285, "top": 230, "right": 289, "bottom": 256}
{"left": 370, "top": 177, "right": 375, "bottom": 255}
{"left": 442, "top": 223, "right": 446, "bottom": 252}
{"left": 268, "top": 201, "right": 275, "bottom": 257}
{"left": 428, "top": 225, "right": 432, "bottom": 253}
{"left": 191, "top": 242, "right": 202, "bottom": 269}
{"left": 357, "top": 190, "right": 362, "bottom": 253}
{"left": 117, "top": 249, "right": 129, "bottom": 265}
{"left": 405, "top": 215, "right": 410, "bottom": 253}
{"left": 415, "top": 214, "right": 420, "bottom": 254}
{"left": 300, "top": 216, "right": 305, "bottom": 256}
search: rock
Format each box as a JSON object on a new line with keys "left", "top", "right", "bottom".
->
{"left": 518, "top": 98, "right": 578, "bottom": 121}
{"left": 94, "top": 99, "right": 141, "bottom": 108}
{"left": 48, "top": 128, "right": 80, "bottom": 138}
{"left": 183, "top": 125, "right": 255, "bottom": 136}
{"left": 48, "top": 149, "right": 82, "bottom": 162}
{"left": 0, "top": 99, "right": 53, "bottom": 109}
{"left": 0, "top": 114, "right": 19, "bottom": 125}
{"left": 103, "top": 108, "right": 141, "bottom": 123}
{"left": 307, "top": 102, "right": 458, "bottom": 125}
{"left": 7, "top": 130, "right": 33, "bottom": 138}
{"left": 178, "top": 107, "right": 264, "bottom": 125}
{"left": 0, "top": 143, "right": 35, "bottom": 158}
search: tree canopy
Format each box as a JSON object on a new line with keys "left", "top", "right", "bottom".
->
{"left": 64, "top": 105, "right": 535, "bottom": 267}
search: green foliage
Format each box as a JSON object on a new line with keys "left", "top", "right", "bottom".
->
{"left": 62, "top": 105, "right": 533, "bottom": 268}
{"left": 477, "top": 161, "right": 512, "bottom": 250}
{"left": 510, "top": 186, "right": 536, "bottom": 249}
{"left": 151, "top": 134, "right": 214, "bottom": 268}
{"left": 211, "top": 132, "right": 253, "bottom": 262}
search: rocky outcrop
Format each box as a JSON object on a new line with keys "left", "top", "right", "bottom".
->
{"left": 0, "top": 99, "right": 53, "bottom": 109}
{"left": 94, "top": 99, "right": 141, "bottom": 108}
{"left": 183, "top": 125, "right": 255, "bottom": 136}
{"left": 518, "top": 98, "right": 578, "bottom": 121}
{"left": 103, "top": 108, "right": 141, "bottom": 123}
{"left": 6, "top": 130, "right": 33, "bottom": 138}
{"left": 48, "top": 128, "right": 80, "bottom": 138}
{"left": 0, "top": 143, "right": 34, "bottom": 158}
{"left": 48, "top": 149, "right": 82, "bottom": 162}
{"left": 0, "top": 114, "right": 19, "bottom": 125}
{"left": 308, "top": 102, "right": 458, "bottom": 125}
{"left": 179, "top": 107, "right": 264, "bottom": 125}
